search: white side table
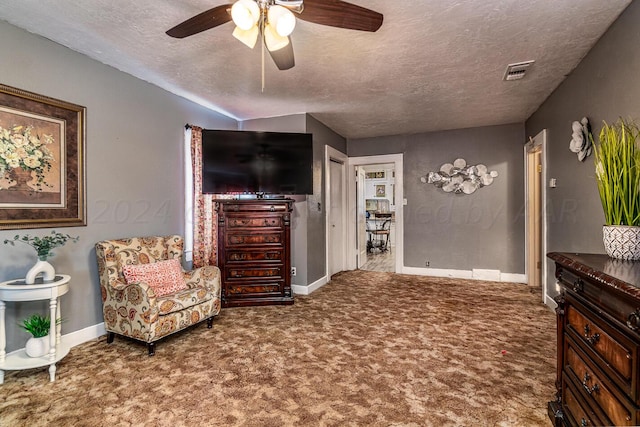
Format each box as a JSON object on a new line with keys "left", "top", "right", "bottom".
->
{"left": 0, "top": 274, "right": 70, "bottom": 384}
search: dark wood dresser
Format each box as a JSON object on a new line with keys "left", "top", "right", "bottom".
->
{"left": 548, "top": 252, "right": 640, "bottom": 426}
{"left": 215, "top": 199, "right": 294, "bottom": 307}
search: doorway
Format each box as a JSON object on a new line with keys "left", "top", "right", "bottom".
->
{"left": 358, "top": 164, "right": 396, "bottom": 272}
{"left": 347, "top": 154, "right": 404, "bottom": 274}
{"left": 524, "top": 130, "right": 548, "bottom": 304}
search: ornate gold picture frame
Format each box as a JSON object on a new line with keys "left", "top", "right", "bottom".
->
{"left": 0, "top": 84, "right": 86, "bottom": 229}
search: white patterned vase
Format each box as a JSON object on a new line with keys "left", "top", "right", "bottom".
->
{"left": 602, "top": 225, "right": 640, "bottom": 260}
{"left": 25, "top": 259, "right": 55, "bottom": 284}
{"left": 25, "top": 336, "right": 50, "bottom": 358}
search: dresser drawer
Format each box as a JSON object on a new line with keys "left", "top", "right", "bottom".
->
{"left": 226, "top": 281, "right": 284, "bottom": 296}
{"left": 565, "top": 294, "right": 636, "bottom": 398}
{"left": 225, "top": 249, "right": 284, "bottom": 263}
{"left": 559, "top": 266, "right": 640, "bottom": 335}
{"left": 226, "top": 216, "right": 282, "bottom": 229}
{"left": 563, "top": 376, "right": 603, "bottom": 427}
{"left": 225, "top": 265, "right": 284, "bottom": 281}
{"left": 565, "top": 336, "right": 636, "bottom": 426}
{"left": 225, "top": 231, "right": 284, "bottom": 247}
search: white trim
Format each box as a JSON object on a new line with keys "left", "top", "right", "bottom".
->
{"left": 545, "top": 295, "right": 558, "bottom": 311}
{"left": 347, "top": 154, "right": 404, "bottom": 273}
{"left": 324, "top": 146, "right": 349, "bottom": 279}
{"left": 403, "top": 267, "right": 526, "bottom": 283}
{"left": 500, "top": 273, "right": 527, "bottom": 283}
{"left": 524, "top": 130, "right": 548, "bottom": 303}
{"left": 292, "top": 275, "right": 328, "bottom": 295}
{"left": 472, "top": 269, "right": 501, "bottom": 281}
{"left": 184, "top": 127, "right": 194, "bottom": 262}
{"left": 60, "top": 322, "right": 106, "bottom": 348}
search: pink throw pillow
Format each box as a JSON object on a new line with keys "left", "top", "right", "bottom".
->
{"left": 122, "top": 259, "right": 187, "bottom": 297}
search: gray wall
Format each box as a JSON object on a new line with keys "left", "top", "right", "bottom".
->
{"left": 349, "top": 123, "right": 526, "bottom": 273}
{"left": 305, "top": 114, "right": 347, "bottom": 283}
{"left": 240, "top": 114, "right": 347, "bottom": 286}
{"left": 239, "top": 114, "right": 310, "bottom": 286}
{"left": 0, "top": 21, "right": 236, "bottom": 352}
{"left": 525, "top": 0, "right": 640, "bottom": 295}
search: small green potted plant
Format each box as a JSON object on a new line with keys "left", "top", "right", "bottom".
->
{"left": 21, "top": 314, "right": 54, "bottom": 357}
{"left": 593, "top": 117, "right": 640, "bottom": 259}
{"left": 4, "top": 230, "right": 78, "bottom": 284}
{"left": 4, "top": 230, "right": 79, "bottom": 261}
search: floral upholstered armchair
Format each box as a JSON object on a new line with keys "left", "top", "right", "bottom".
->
{"left": 95, "top": 235, "right": 221, "bottom": 355}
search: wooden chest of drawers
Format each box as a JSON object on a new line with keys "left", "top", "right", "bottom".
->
{"left": 548, "top": 253, "right": 640, "bottom": 426}
{"left": 216, "top": 199, "right": 294, "bottom": 307}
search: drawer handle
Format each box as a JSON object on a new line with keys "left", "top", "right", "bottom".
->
{"left": 627, "top": 309, "right": 640, "bottom": 331}
{"left": 572, "top": 278, "right": 584, "bottom": 293}
{"left": 580, "top": 419, "right": 588, "bottom": 427}
{"left": 582, "top": 372, "right": 600, "bottom": 395}
{"left": 583, "top": 325, "right": 600, "bottom": 346}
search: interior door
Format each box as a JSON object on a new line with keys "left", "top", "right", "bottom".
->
{"left": 329, "top": 159, "right": 345, "bottom": 277}
{"left": 526, "top": 148, "right": 543, "bottom": 287}
{"left": 357, "top": 167, "right": 367, "bottom": 268}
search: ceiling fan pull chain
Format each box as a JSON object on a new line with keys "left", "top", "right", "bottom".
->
{"left": 261, "top": 20, "right": 265, "bottom": 92}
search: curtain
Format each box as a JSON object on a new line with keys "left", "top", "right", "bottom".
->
{"left": 190, "top": 126, "right": 217, "bottom": 268}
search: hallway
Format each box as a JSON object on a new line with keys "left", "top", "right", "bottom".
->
{"left": 361, "top": 248, "right": 394, "bottom": 272}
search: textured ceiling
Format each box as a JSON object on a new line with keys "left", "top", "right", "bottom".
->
{"left": 0, "top": 0, "right": 632, "bottom": 139}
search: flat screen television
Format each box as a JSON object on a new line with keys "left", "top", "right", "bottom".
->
{"left": 201, "top": 129, "right": 313, "bottom": 195}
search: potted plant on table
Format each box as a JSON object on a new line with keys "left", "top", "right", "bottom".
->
{"left": 3, "top": 230, "right": 79, "bottom": 284}
{"left": 593, "top": 118, "right": 640, "bottom": 260}
{"left": 21, "top": 314, "right": 54, "bottom": 357}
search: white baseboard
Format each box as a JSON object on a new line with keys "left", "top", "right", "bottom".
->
{"left": 472, "top": 269, "right": 501, "bottom": 281}
{"left": 500, "top": 273, "right": 527, "bottom": 283}
{"left": 402, "top": 266, "right": 472, "bottom": 279}
{"left": 402, "top": 266, "right": 526, "bottom": 283}
{"left": 61, "top": 322, "right": 106, "bottom": 348}
{"left": 292, "top": 275, "right": 328, "bottom": 295}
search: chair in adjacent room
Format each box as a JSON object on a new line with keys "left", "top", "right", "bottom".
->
{"left": 95, "top": 235, "right": 221, "bottom": 355}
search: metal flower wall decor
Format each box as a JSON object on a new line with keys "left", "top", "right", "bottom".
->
{"left": 569, "top": 117, "right": 593, "bottom": 161}
{"left": 420, "top": 158, "right": 498, "bottom": 195}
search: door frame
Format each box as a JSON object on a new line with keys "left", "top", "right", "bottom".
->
{"left": 325, "top": 146, "right": 348, "bottom": 279}
{"left": 347, "top": 154, "right": 404, "bottom": 273}
{"left": 524, "top": 130, "right": 549, "bottom": 305}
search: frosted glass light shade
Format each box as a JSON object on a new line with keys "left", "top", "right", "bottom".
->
{"left": 268, "top": 5, "right": 296, "bottom": 37}
{"left": 231, "top": 0, "right": 260, "bottom": 31}
{"left": 264, "top": 23, "right": 289, "bottom": 51}
{"left": 233, "top": 25, "right": 259, "bottom": 48}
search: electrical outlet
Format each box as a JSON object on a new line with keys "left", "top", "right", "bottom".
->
{"left": 291, "top": 267, "right": 297, "bottom": 276}
{"left": 425, "top": 261, "right": 430, "bottom": 267}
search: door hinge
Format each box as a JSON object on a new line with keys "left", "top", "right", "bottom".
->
{"left": 537, "top": 261, "right": 541, "bottom": 269}
{"left": 537, "top": 164, "right": 542, "bottom": 173}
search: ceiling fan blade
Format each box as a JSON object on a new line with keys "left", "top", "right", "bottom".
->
{"left": 166, "top": 4, "right": 233, "bottom": 38}
{"left": 298, "top": 0, "right": 383, "bottom": 32}
{"left": 267, "top": 37, "right": 295, "bottom": 70}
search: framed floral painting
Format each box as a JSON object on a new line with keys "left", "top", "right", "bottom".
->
{"left": 0, "top": 84, "right": 86, "bottom": 229}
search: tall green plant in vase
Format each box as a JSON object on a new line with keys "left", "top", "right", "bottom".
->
{"left": 593, "top": 118, "right": 640, "bottom": 260}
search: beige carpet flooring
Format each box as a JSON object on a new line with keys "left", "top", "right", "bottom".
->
{"left": 1, "top": 270, "right": 557, "bottom": 426}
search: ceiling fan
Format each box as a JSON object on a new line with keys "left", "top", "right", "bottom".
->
{"left": 166, "top": 0, "right": 383, "bottom": 71}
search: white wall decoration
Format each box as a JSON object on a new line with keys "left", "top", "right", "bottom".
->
{"left": 420, "top": 158, "right": 498, "bottom": 194}
{"left": 569, "top": 117, "right": 593, "bottom": 161}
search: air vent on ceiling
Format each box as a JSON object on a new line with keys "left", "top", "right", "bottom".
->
{"left": 503, "top": 60, "right": 535, "bottom": 81}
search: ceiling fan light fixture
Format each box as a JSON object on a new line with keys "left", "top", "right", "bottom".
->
{"left": 231, "top": 0, "right": 260, "bottom": 31}
{"left": 268, "top": 5, "right": 296, "bottom": 37}
{"left": 232, "top": 25, "right": 259, "bottom": 49}
{"left": 264, "top": 22, "right": 290, "bottom": 51}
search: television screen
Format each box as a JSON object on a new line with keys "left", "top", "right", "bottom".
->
{"left": 202, "top": 129, "right": 313, "bottom": 195}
